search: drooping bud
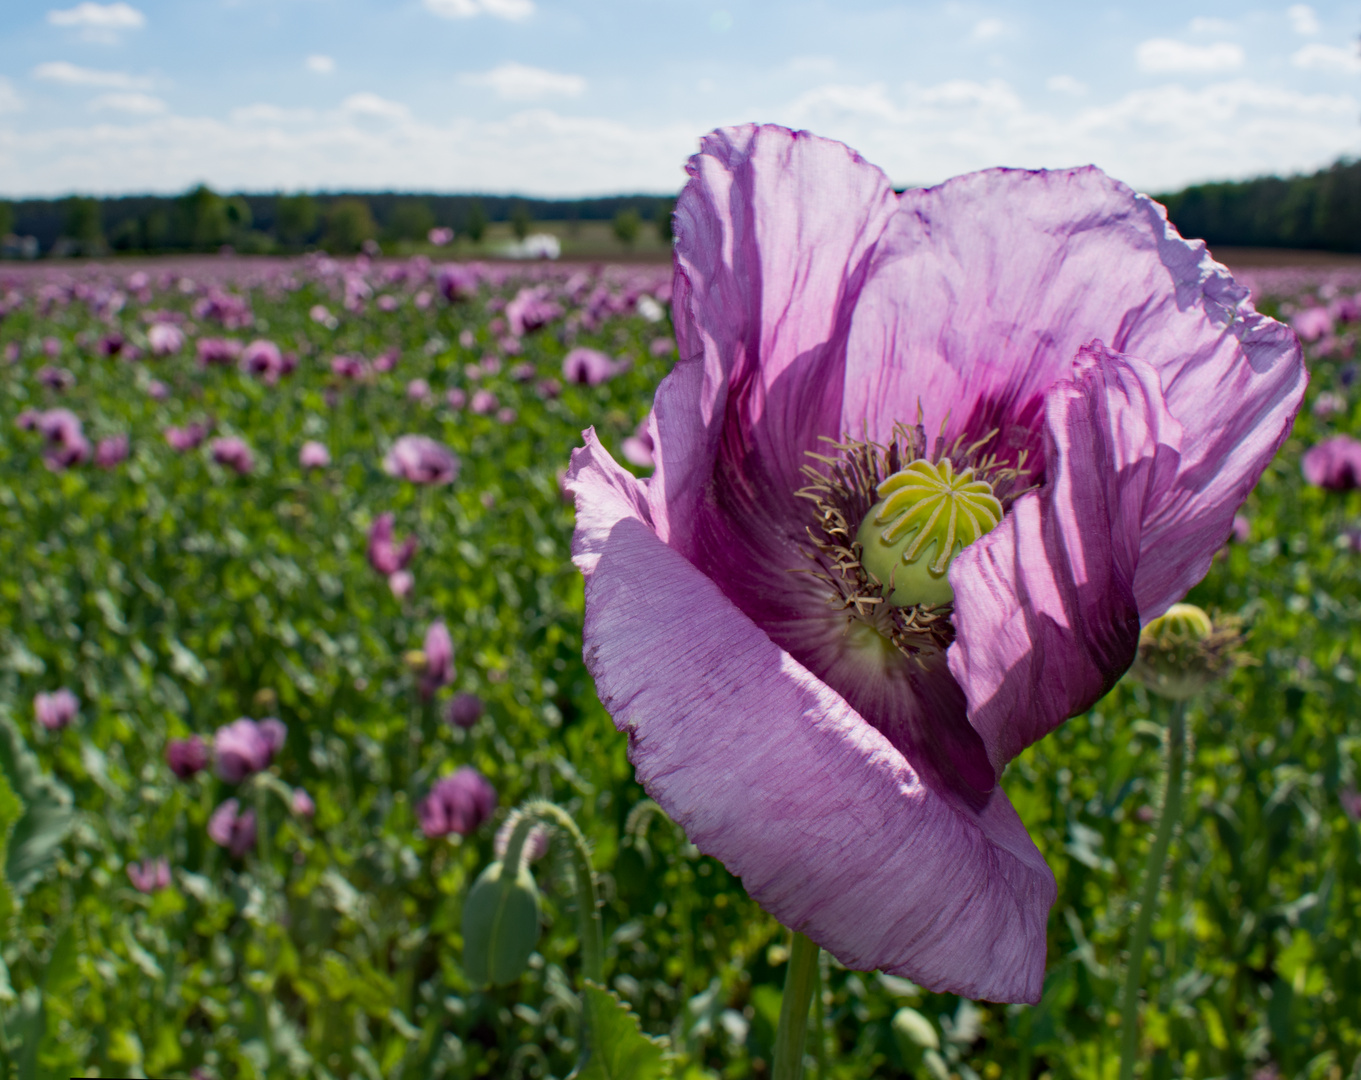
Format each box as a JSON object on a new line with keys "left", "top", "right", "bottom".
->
{"left": 1130, "top": 603, "right": 1241, "bottom": 700}
{"left": 462, "top": 860, "right": 542, "bottom": 986}
{"left": 855, "top": 458, "right": 1003, "bottom": 608}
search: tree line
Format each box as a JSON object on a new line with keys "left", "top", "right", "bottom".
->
{"left": 0, "top": 188, "right": 676, "bottom": 257}
{"left": 8, "top": 156, "right": 1361, "bottom": 257}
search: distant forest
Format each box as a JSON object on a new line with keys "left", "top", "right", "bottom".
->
{"left": 6, "top": 156, "right": 1361, "bottom": 257}
{"left": 0, "top": 189, "right": 675, "bottom": 258}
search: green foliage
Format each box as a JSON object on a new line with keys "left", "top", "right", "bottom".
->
{"left": 0, "top": 718, "right": 74, "bottom": 903}
{"left": 510, "top": 201, "right": 533, "bottom": 241}
{"left": 464, "top": 199, "right": 488, "bottom": 243}
{"left": 1160, "top": 159, "right": 1361, "bottom": 251}
{"left": 613, "top": 208, "right": 642, "bottom": 246}
{"left": 322, "top": 197, "right": 377, "bottom": 252}
{"left": 655, "top": 199, "right": 674, "bottom": 244}
{"left": 60, "top": 197, "right": 103, "bottom": 255}
{"left": 0, "top": 258, "right": 1358, "bottom": 1078}
{"left": 176, "top": 184, "right": 231, "bottom": 249}
{"left": 0, "top": 201, "right": 14, "bottom": 238}
{"left": 388, "top": 200, "right": 436, "bottom": 242}
{"left": 275, "top": 193, "right": 319, "bottom": 245}
{"left": 573, "top": 981, "right": 672, "bottom": 1080}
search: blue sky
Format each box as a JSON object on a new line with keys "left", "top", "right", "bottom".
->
{"left": 1, "top": 0, "right": 1359, "bottom": 197}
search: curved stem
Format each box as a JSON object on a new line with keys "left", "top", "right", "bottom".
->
{"left": 773, "top": 932, "right": 820, "bottom": 1080}
{"left": 501, "top": 800, "right": 603, "bottom": 985}
{"left": 1118, "top": 699, "right": 1187, "bottom": 1080}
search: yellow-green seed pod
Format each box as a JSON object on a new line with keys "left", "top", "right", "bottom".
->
{"left": 855, "top": 458, "right": 1003, "bottom": 608}
{"left": 462, "top": 860, "right": 541, "bottom": 986}
{"left": 1130, "top": 603, "right": 1237, "bottom": 700}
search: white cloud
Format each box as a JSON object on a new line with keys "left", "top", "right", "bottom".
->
{"left": 423, "top": 0, "right": 533, "bottom": 21}
{"left": 1288, "top": 4, "right": 1320, "bottom": 35}
{"left": 341, "top": 92, "right": 410, "bottom": 121}
{"left": 971, "top": 18, "right": 1004, "bottom": 41}
{"left": 1136, "top": 39, "right": 1244, "bottom": 73}
{"left": 305, "top": 55, "right": 335, "bottom": 75}
{"left": 90, "top": 91, "right": 165, "bottom": 114}
{"left": 464, "top": 62, "right": 586, "bottom": 101}
{"left": 47, "top": 2, "right": 144, "bottom": 42}
{"left": 229, "top": 104, "right": 317, "bottom": 124}
{"left": 0, "top": 77, "right": 23, "bottom": 114}
{"left": 1047, "top": 75, "right": 1087, "bottom": 96}
{"left": 1291, "top": 42, "right": 1361, "bottom": 73}
{"left": 33, "top": 61, "right": 153, "bottom": 89}
{"left": 778, "top": 75, "right": 1358, "bottom": 193}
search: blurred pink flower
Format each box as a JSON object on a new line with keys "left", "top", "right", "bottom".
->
{"left": 147, "top": 379, "right": 170, "bottom": 400}
{"left": 36, "top": 366, "right": 74, "bottom": 391}
{"left": 1292, "top": 306, "right": 1334, "bottom": 343}
{"left": 650, "top": 336, "right": 676, "bottom": 357}
{"left": 292, "top": 787, "right": 316, "bottom": 817}
{"left": 406, "top": 378, "right": 431, "bottom": 402}
{"left": 196, "top": 338, "right": 242, "bottom": 367}
{"left": 1313, "top": 391, "right": 1347, "bottom": 418}
{"left": 1303, "top": 435, "right": 1361, "bottom": 491}
{"left": 368, "top": 513, "right": 417, "bottom": 575}
{"left": 621, "top": 417, "right": 655, "bottom": 468}
{"left": 428, "top": 226, "right": 454, "bottom": 246}
{"left": 34, "top": 688, "right": 79, "bottom": 731}
{"left": 470, "top": 389, "right": 497, "bottom": 415}
{"left": 563, "top": 347, "right": 618, "bottom": 386}
{"left": 148, "top": 323, "right": 185, "bottom": 356}
{"left": 208, "top": 799, "right": 257, "bottom": 856}
{"left": 210, "top": 436, "right": 254, "bottom": 474}
{"left": 446, "top": 388, "right": 467, "bottom": 410}
{"left": 331, "top": 355, "right": 369, "bottom": 380}
{"left": 496, "top": 406, "right": 517, "bottom": 425}
{"left": 242, "top": 339, "right": 290, "bottom": 383}
{"left": 506, "top": 285, "right": 563, "bottom": 336}
{"left": 165, "top": 422, "right": 211, "bottom": 452}
{"left": 421, "top": 620, "right": 455, "bottom": 698}
{"left": 127, "top": 857, "right": 172, "bottom": 894}
{"left": 418, "top": 767, "right": 497, "bottom": 838}
{"left": 446, "top": 692, "right": 484, "bottom": 729}
{"left": 389, "top": 569, "right": 415, "bottom": 598}
{"left": 384, "top": 434, "right": 459, "bottom": 484}
{"left": 94, "top": 434, "right": 129, "bottom": 469}
{"left": 166, "top": 735, "right": 210, "bottom": 779}
{"left": 299, "top": 440, "right": 331, "bottom": 469}
{"left": 213, "top": 717, "right": 286, "bottom": 782}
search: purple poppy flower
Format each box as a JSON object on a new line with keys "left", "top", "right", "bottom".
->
{"left": 127, "top": 857, "right": 172, "bottom": 893}
{"left": 299, "top": 440, "right": 331, "bottom": 469}
{"left": 446, "top": 388, "right": 467, "bottom": 410}
{"left": 99, "top": 333, "right": 125, "bottom": 357}
{"left": 469, "top": 389, "right": 497, "bottom": 415}
{"left": 506, "top": 286, "right": 563, "bottom": 337}
{"left": 383, "top": 434, "right": 459, "bottom": 485}
{"left": 621, "top": 417, "right": 655, "bottom": 468}
{"left": 165, "top": 423, "right": 210, "bottom": 452}
{"left": 34, "top": 688, "right": 79, "bottom": 731}
{"left": 197, "top": 338, "right": 242, "bottom": 367}
{"left": 148, "top": 322, "right": 184, "bottom": 356}
{"left": 368, "top": 512, "right": 417, "bottom": 575}
{"left": 563, "top": 347, "right": 618, "bottom": 386}
{"left": 31, "top": 408, "right": 91, "bottom": 470}
{"left": 536, "top": 377, "right": 562, "bottom": 400}
{"left": 1231, "top": 513, "right": 1251, "bottom": 543}
{"left": 1303, "top": 435, "right": 1361, "bottom": 491}
{"left": 420, "top": 620, "right": 455, "bottom": 698}
{"left": 650, "top": 336, "right": 676, "bottom": 357}
{"left": 388, "top": 569, "right": 415, "bottom": 598}
{"left": 417, "top": 767, "right": 497, "bottom": 838}
{"left": 210, "top": 436, "right": 254, "bottom": 474}
{"left": 436, "top": 264, "right": 477, "bottom": 302}
{"left": 208, "top": 798, "right": 257, "bottom": 856}
{"left": 407, "top": 378, "right": 431, "bottom": 402}
{"left": 94, "top": 434, "right": 129, "bottom": 469}
{"left": 292, "top": 787, "right": 316, "bottom": 817}
{"left": 445, "top": 692, "right": 485, "bottom": 729}
{"left": 242, "top": 339, "right": 287, "bottom": 383}
{"left": 213, "top": 717, "right": 284, "bottom": 782}
{"left": 36, "top": 366, "right": 75, "bottom": 391}
{"left": 1292, "top": 305, "right": 1333, "bottom": 343}
{"left": 147, "top": 379, "right": 170, "bottom": 400}
{"left": 565, "top": 125, "right": 1305, "bottom": 1003}
{"left": 166, "top": 734, "right": 210, "bottom": 779}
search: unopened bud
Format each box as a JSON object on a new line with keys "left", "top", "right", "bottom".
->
{"left": 1130, "top": 603, "right": 1242, "bottom": 700}
{"left": 462, "top": 860, "right": 541, "bottom": 986}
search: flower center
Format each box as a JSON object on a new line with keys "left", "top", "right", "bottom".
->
{"left": 854, "top": 458, "right": 1003, "bottom": 608}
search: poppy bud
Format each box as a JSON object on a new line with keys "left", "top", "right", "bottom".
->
{"left": 461, "top": 860, "right": 541, "bottom": 986}
{"left": 1130, "top": 603, "right": 1241, "bottom": 701}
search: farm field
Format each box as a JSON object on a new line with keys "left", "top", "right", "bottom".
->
{"left": 1, "top": 248, "right": 1360, "bottom": 1080}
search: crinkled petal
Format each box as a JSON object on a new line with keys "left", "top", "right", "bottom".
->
{"left": 568, "top": 430, "right": 1054, "bottom": 1003}
{"left": 949, "top": 344, "right": 1180, "bottom": 771}
{"left": 842, "top": 167, "right": 1305, "bottom": 517}
{"left": 658, "top": 124, "right": 900, "bottom": 556}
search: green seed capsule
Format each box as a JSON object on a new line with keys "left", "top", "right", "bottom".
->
{"left": 462, "top": 860, "right": 541, "bottom": 986}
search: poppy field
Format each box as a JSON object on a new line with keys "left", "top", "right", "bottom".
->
{"left": 1, "top": 243, "right": 1360, "bottom": 1080}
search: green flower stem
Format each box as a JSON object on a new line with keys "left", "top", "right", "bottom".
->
{"left": 254, "top": 777, "right": 272, "bottom": 878}
{"left": 1119, "top": 699, "right": 1188, "bottom": 1080}
{"left": 773, "top": 932, "right": 820, "bottom": 1080}
{"left": 502, "top": 800, "right": 603, "bottom": 985}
